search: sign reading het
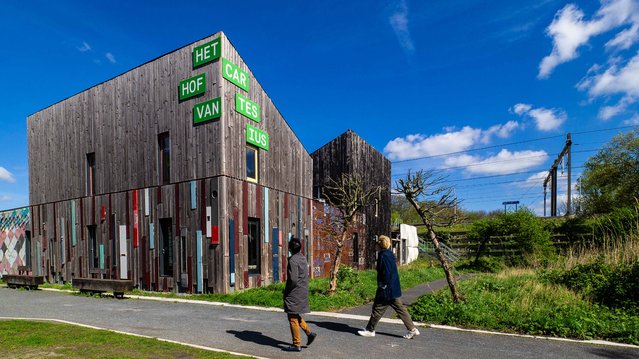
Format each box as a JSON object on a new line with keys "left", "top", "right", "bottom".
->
{"left": 179, "top": 73, "right": 206, "bottom": 101}
{"left": 246, "top": 123, "right": 269, "bottom": 151}
{"left": 222, "top": 58, "right": 249, "bottom": 92}
{"left": 192, "top": 38, "right": 221, "bottom": 68}
{"left": 235, "top": 93, "right": 260, "bottom": 122}
{"left": 193, "top": 97, "right": 222, "bottom": 124}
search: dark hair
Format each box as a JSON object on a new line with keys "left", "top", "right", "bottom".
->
{"left": 289, "top": 237, "right": 302, "bottom": 254}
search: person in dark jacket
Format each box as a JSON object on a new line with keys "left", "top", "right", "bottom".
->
{"left": 358, "top": 235, "right": 420, "bottom": 339}
{"left": 283, "top": 237, "right": 317, "bottom": 351}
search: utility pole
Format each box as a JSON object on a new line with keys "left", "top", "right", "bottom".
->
{"left": 543, "top": 133, "right": 572, "bottom": 216}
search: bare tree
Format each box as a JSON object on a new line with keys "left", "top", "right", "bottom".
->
{"left": 323, "top": 173, "right": 379, "bottom": 295}
{"left": 396, "top": 170, "right": 464, "bottom": 302}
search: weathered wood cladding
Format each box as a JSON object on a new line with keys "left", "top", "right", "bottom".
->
{"left": 218, "top": 34, "right": 312, "bottom": 197}
{"left": 26, "top": 32, "right": 314, "bottom": 293}
{"left": 27, "top": 179, "right": 312, "bottom": 293}
{"left": 311, "top": 130, "right": 391, "bottom": 268}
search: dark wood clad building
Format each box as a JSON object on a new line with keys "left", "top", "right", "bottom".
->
{"left": 27, "top": 31, "right": 313, "bottom": 294}
{"left": 311, "top": 130, "right": 391, "bottom": 269}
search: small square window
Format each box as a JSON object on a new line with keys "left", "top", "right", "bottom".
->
{"left": 246, "top": 145, "right": 258, "bottom": 183}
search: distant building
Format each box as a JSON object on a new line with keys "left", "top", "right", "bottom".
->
{"left": 311, "top": 130, "right": 391, "bottom": 274}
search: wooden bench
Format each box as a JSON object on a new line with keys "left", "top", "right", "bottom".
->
{"left": 72, "top": 278, "right": 134, "bottom": 299}
{"left": 3, "top": 274, "right": 45, "bottom": 290}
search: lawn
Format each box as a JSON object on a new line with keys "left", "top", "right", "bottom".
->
{"left": 0, "top": 319, "right": 249, "bottom": 358}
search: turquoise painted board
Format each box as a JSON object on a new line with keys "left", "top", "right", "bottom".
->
{"left": 60, "top": 218, "right": 65, "bottom": 263}
{"left": 149, "top": 223, "right": 155, "bottom": 250}
{"left": 230, "top": 219, "right": 235, "bottom": 286}
{"left": 99, "top": 244, "right": 104, "bottom": 270}
{"left": 264, "top": 188, "right": 269, "bottom": 243}
{"left": 196, "top": 230, "right": 203, "bottom": 293}
{"left": 71, "top": 201, "right": 76, "bottom": 247}
{"left": 190, "top": 181, "right": 197, "bottom": 210}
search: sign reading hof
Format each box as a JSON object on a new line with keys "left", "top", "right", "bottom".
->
{"left": 193, "top": 97, "right": 222, "bottom": 124}
{"left": 179, "top": 73, "right": 206, "bottom": 101}
{"left": 222, "top": 58, "right": 249, "bottom": 92}
{"left": 235, "top": 93, "right": 260, "bottom": 122}
{"left": 192, "top": 38, "right": 221, "bottom": 68}
{"left": 246, "top": 123, "right": 269, "bottom": 150}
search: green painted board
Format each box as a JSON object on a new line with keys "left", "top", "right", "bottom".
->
{"left": 179, "top": 73, "right": 206, "bottom": 101}
{"left": 222, "top": 58, "right": 249, "bottom": 92}
{"left": 193, "top": 97, "right": 222, "bottom": 124}
{"left": 235, "top": 93, "right": 260, "bottom": 122}
{"left": 246, "top": 123, "right": 269, "bottom": 151}
{"left": 192, "top": 38, "right": 221, "bottom": 68}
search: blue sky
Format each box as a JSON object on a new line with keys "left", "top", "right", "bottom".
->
{"left": 1, "top": 0, "right": 638, "bottom": 215}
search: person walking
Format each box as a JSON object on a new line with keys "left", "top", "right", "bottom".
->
{"left": 283, "top": 237, "right": 317, "bottom": 351}
{"left": 358, "top": 235, "right": 420, "bottom": 339}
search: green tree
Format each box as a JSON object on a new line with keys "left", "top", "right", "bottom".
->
{"left": 579, "top": 131, "right": 639, "bottom": 214}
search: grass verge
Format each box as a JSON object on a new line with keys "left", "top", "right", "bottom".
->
{"left": 408, "top": 269, "right": 639, "bottom": 345}
{"left": 129, "top": 259, "right": 445, "bottom": 312}
{"left": 0, "top": 319, "right": 248, "bottom": 358}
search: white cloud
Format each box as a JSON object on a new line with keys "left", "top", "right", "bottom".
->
{"left": 77, "top": 41, "right": 91, "bottom": 52}
{"left": 512, "top": 103, "right": 566, "bottom": 131}
{"left": 105, "top": 52, "right": 116, "bottom": 64}
{"left": 389, "top": 0, "right": 415, "bottom": 54}
{"left": 0, "top": 167, "right": 15, "bottom": 183}
{"left": 528, "top": 107, "right": 567, "bottom": 131}
{"left": 0, "top": 195, "right": 10, "bottom": 202}
{"left": 580, "top": 51, "right": 639, "bottom": 98}
{"left": 443, "top": 149, "right": 549, "bottom": 175}
{"left": 512, "top": 103, "right": 532, "bottom": 115}
{"left": 517, "top": 171, "right": 548, "bottom": 188}
{"left": 538, "top": 0, "right": 637, "bottom": 78}
{"left": 481, "top": 121, "right": 520, "bottom": 143}
{"left": 623, "top": 113, "right": 639, "bottom": 124}
{"left": 385, "top": 126, "right": 481, "bottom": 161}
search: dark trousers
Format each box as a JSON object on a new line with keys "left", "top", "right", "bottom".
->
{"left": 365, "top": 298, "right": 416, "bottom": 332}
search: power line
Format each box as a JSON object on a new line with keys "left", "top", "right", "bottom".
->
{"left": 390, "top": 125, "right": 637, "bottom": 164}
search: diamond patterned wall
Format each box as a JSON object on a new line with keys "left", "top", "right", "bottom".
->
{"left": 0, "top": 207, "right": 30, "bottom": 277}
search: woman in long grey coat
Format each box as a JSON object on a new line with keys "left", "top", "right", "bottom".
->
{"left": 283, "top": 237, "right": 317, "bottom": 351}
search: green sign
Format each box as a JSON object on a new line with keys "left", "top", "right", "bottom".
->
{"left": 193, "top": 97, "right": 222, "bottom": 124}
{"left": 192, "top": 38, "right": 221, "bottom": 68}
{"left": 222, "top": 58, "right": 249, "bottom": 92}
{"left": 179, "top": 73, "right": 206, "bottom": 101}
{"left": 246, "top": 124, "right": 269, "bottom": 151}
{"left": 235, "top": 93, "right": 260, "bottom": 122}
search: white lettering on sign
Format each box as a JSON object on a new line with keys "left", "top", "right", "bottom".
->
{"left": 180, "top": 74, "right": 206, "bottom": 100}
{"left": 196, "top": 100, "right": 220, "bottom": 119}
{"left": 225, "top": 63, "right": 248, "bottom": 89}
{"left": 194, "top": 42, "right": 220, "bottom": 64}
{"left": 247, "top": 126, "right": 268, "bottom": 148}
{"left": 237, "top": 96, "right": 258, "bottom": 118}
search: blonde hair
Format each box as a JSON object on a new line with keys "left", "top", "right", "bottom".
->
{"left": 378, "top": 235, "right": 391, "bottom": 250}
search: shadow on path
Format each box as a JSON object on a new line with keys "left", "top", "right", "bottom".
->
{"left": 307, "top": 320, "right": 360, "bottom": 335}
{"left": 226, "top": 330, "right": 289, "bottom": 350}
{"left": 307, "top": 320, "right": 404, "bottom": 339}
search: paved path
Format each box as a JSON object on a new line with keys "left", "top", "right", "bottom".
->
{"left": 1, "top": 288, "right": 637, "bottom": 359}
{"left": 342, "top": 274, "right": 474, "bottom": 317}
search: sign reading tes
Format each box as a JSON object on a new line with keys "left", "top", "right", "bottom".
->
{"left": 192, "top": 38, "right": 221, "bottom": 68}
{"left": 193, "top": 97, "right": 222, "bottom": 124}
{"left": 235, "top": 93, "right": 260, "bottom": 122}
{"left": 179, "top": 73, "right": 206, "bottom": 101}
{"left": 222, "top": 58, "right": 249, "bottom": 92}
{"left": 246, "top": 124, "right": 269, "bottom": 151}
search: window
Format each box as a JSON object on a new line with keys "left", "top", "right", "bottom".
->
{"left": 160, "top": 218, "right": 173, "bottom": 277}
{"left": 86, "top": 153, "right": 96, "bottom": 196}
{"left": 88, "top": 225, "right": 98, "bottom": 269}
{"left": 25, "top": 231, "right": 32, "bottom": 267}
{"left": 158, "top": 132, "right": 171, "bottom": 185}
{"left": 247, "top": 217, "right": 260, "bottom": 274}
{"left": 246, "top": 145, "right": 258, "bottom": 183}
{"left": 180, "top": 234, "right": 187, "bottom": 274}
